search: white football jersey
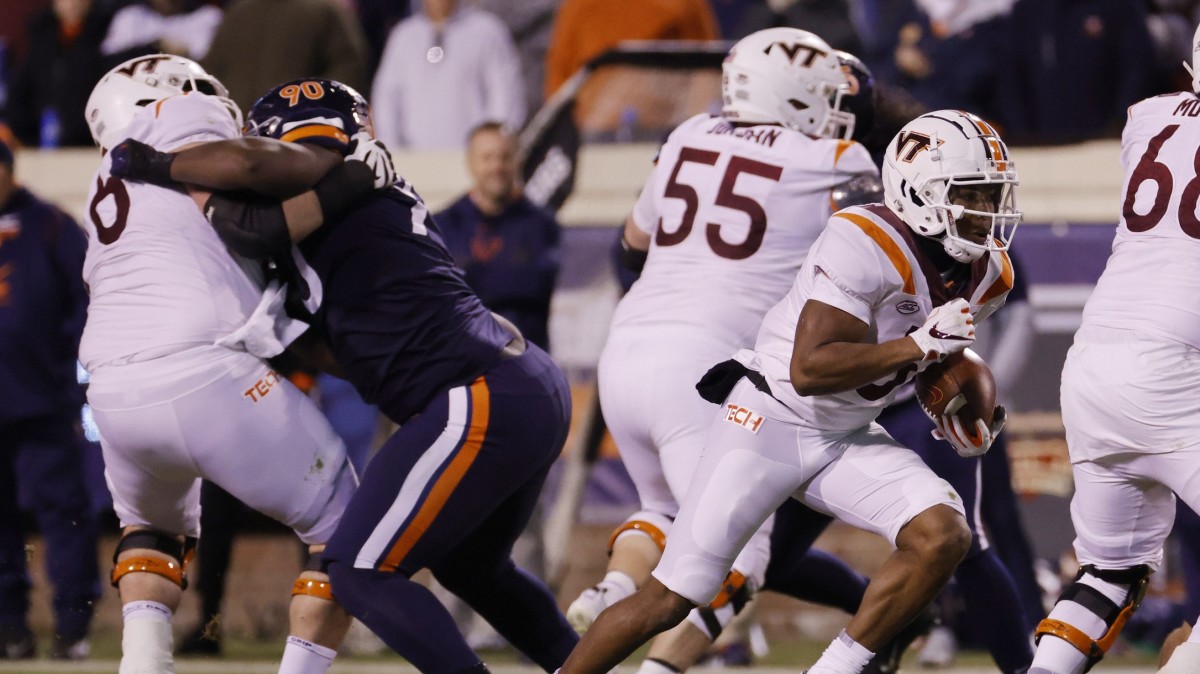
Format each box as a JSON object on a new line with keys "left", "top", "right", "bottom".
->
{"left": 611, "top": 113, "right": 878, "bottom": 353}
{"left": 738, "top": 204, "right": 1013, "bottom": 433}
{"left": 1080, "top": 92, "right": 1200, "bottom": 349}
{"left": 80, "top": 93, "right": 265, "bottom": 372}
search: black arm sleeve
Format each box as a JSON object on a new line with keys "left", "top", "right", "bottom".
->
{"left": 204, "top": 192, "right": 292, "bottom": 260}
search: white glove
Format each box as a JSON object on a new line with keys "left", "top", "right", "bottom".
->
{"left": 910, "top": 298, "right": 975, "bottom": 361}
{"left": 346, "top": 132, "right": 396, "bottom": 189}
{"left": 932, "top": 405, "right": 1007, "bottom": 457}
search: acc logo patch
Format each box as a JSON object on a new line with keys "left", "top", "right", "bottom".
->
{"left": 725, "top": 404, "right": 764, "bottom": 434}
{"left": 896, "top": 300, "right": 919, "bottom": 315}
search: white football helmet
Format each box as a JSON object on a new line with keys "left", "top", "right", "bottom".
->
{"left": 721, "top": 27, "right": 854, "bottom": 139}
{"left": 882, "top": 110, "right": 1020, "bottom": 263}
{"left": 85, "top": 54, "right": 240, "bottom": 149}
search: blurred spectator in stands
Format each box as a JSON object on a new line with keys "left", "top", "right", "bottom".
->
{"left": 202, "top": 0, "right": 369, "bottom": 111}
{"left": 735, "top": 0, "right": 862, "bottom": 52}
{"left": 437, "top": 121, "right": 560, "bottom": 350}
{"left": 858, "top": 0, "right": 1012, "bottom": 122}
{"left": 708, "top": 0, "right": 758, "bottom": 38}
{"left": 0, "top": 0, "right": 45, "bottom": 83}
{"left": 0, "top": 137, "right": 101, "bottom": 661}
{"left": 101, "top": 0, "right": 222, "bottom": 61}
{"left": 6, "top": 0, "right": 111, "bottom": 147}
{"left": 478, "top": 0, "right": 560, "bottom": 120}
{"left": 354, "top": 0, "right": 409, "bottom": 83}
{"left": 543, "top": 0, "right": 719, "bottom": 142}
{"left": 544, "top": 0, "right": 719, "bottom": 99}
{"left": 999, "top": 0, "right": 1155, "bottom": 144}
{"left": 1146, "top": 0, "right": 1196, "bottom": 93}
{"left": 372, "top": 0, "right": 525, "bottom": 150}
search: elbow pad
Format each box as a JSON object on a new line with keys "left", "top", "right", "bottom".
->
{"left": 204, "top": 193, "right": 291, "bottom": 259}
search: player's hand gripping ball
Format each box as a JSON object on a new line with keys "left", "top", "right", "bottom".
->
{"left": 916, "top": 349, "right": 1005, "bottom": 457}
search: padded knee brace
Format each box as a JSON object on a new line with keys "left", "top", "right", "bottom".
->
{"left": 1035, "top": 564, "right": 1151, "bottom": 672}
{"left": 608, "top": 510, "right": 673, "bottom": 554}
{"left": 687, "top": 569, "right": 754, "bottom": 640}
{"left": 292, "top": 549, "right": 334, "bottom": 600}
{"left": 111, "top": 530, "right": 196, "bottom": 589}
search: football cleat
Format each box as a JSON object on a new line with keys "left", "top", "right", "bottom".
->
{"left": 566, "top": 586, "right": 612, "bottom": 634}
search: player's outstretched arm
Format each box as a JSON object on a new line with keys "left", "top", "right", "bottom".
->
{"left": 112, "top": 137, "right": 340, "bottom": 197}
{"left": 203, "top": 160, "right": 378, "bottom": 258}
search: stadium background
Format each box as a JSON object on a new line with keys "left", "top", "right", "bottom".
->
{"left": 0, "top": 0, "right": 1192, "bottom": 670}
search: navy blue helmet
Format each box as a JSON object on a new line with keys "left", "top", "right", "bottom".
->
{"left": 837, "top": 51, "right": 875, "bottom": 143}
{"left": 245, "top": 78, "right": 372, "bottom": 152}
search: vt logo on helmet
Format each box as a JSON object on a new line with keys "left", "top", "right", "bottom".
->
{"left": 721, "top": 28, "right": 856, "bottom": 140}
{"left": 245, "top": 79, "right": 374, "bottom": 153}
{"left": 86, "top": 54, "right": 239, "bottom": 150}
{"left": 882, "top": 110, "right": 1021, "bottom": 263}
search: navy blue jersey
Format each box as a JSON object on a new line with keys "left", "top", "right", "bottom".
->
{"left": 299, "top": 187, "right": 513, "bottom": 423}
{"left": 436, "top": 195, "right": 560, "bottom": 350}
{"left": 0, "top": 188, "right": 88, "bottom": 423}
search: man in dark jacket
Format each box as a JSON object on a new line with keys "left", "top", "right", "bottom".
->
{"left": 0, "top": 139, "right": 100, "bottom": 660}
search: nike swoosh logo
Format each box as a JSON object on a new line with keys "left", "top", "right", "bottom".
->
{"left": 928, "top": 325, "right": 971, "bottom": 340}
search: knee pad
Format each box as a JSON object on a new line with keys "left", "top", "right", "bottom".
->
{"left": 686, "top": 569, "right": 755, "bottom": 640}
{"left": 608, "top": 510, "right": 673, "bottom": 554}
{"left": 1035, "top": 564, "right": 1151, "bottom": 672}
{"left": 111, "top": 530, "right": 196, "bottom": 589}
{"left": 292, "top": 549, "right": 334, "bottom": 601}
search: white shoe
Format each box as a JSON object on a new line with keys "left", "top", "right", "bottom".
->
{"left": 917, "top": 625, "right": 957, "bottom": 668}
{"left": 566, "top": 587, "right": 609, "bottom": 634}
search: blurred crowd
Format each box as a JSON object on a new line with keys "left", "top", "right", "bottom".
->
{"left": 0, "top": 0, "right": 1198, "bottom": 150}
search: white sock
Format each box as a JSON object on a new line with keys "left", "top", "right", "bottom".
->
{"left": 637, "top": 657, "right": 680, "bottom": 674}
{"left": 808, "top": 630, "right": 874, "bottom": 674}
{"left": 597, "top": 571, "right": 637, "bottom": 606}
{"left": 278, "top": 635, "right": 337, "bottom": 674}
{"left": 119, "top": 601, "right": 174, "bottom": 674}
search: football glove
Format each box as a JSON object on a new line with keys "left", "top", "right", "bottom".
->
{"left": 910, "top": 298, "right": 975, "bottom": 362}
{"left": 932, "top": 404, "right": 1006, "bottom": 457}
{"left": 109, "top": 138, "right": 176, "bottom": 186}
{"left": 346, "top": 132, "right": 396, "bottom": 189}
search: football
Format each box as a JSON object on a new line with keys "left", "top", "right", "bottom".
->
{"left": 915, "top": 349, "right": 996, "bottom": 427}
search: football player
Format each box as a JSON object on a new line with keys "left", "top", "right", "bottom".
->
{"left": 109, "top": 78, "right": 579, "bottom": 674}
{"left": 566, "top": 30, "right": 882, "bottom": 672}
{"left": 1030, "top": 22, "right": 1200, "bottom": 674}
{"left": 557, "top": 107, "right": 1019, "bottom": 674}
{"left": 81, "top": 56, "right": 359, "bottom": 674}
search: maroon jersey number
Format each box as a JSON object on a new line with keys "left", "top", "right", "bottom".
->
{"left": 1122, "top": 124, "right": 1200, "bottom": 238}
{"left": 88, "top": 176, "right": 130, "bottom": 245}
{"left": 656, "top": 147, "right": 783, "bottom": 259}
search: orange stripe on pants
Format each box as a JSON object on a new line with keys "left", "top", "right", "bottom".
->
{"left": 378, "top": 377, "right": 490, "bottom": 572}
